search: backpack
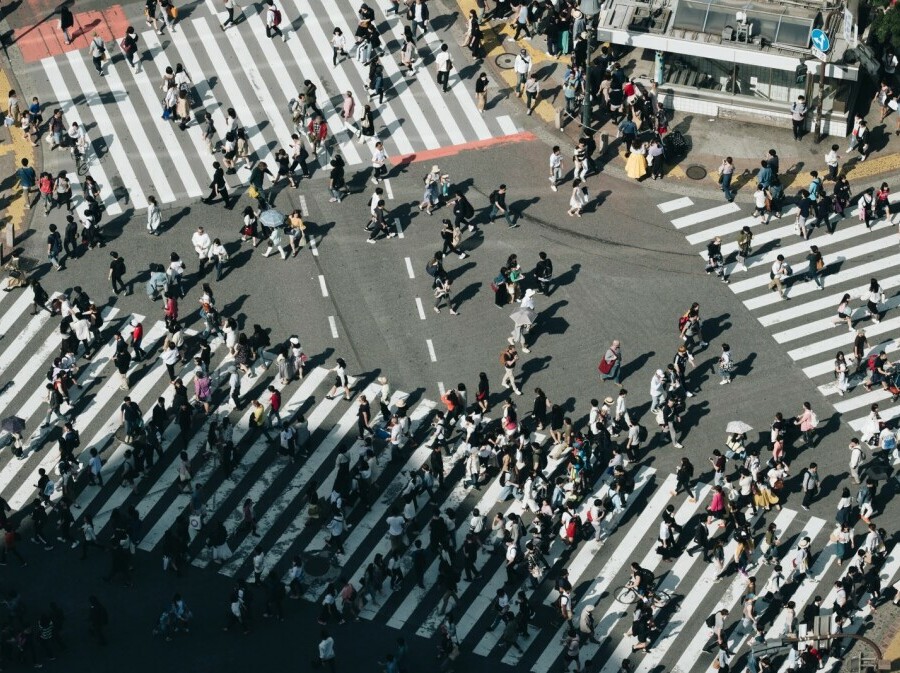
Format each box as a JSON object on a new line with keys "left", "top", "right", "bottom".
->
{"left": 678, "top": 312, "right": 690, "bottom": 332}
{"left": 462, "top": 200, "right": 474, "bottom": 219}
{"left": 272, "top": 8, "right": 282, "bottom": 25}
{"left": 705, "top": 613, "right": 716, "bottom": 628}
{"left": 72, "top": 429, "right": 81, "bottom": 447}
{"left": 489, "top": 190, "right": 498, "bottom": 205}
{"left": 867, "top": 354, "right": 878, "bottom": 371}
{"left": 425, "top": 260, "right": 439, "bottom": 278}
{"left": 808, "top": 411, "right": 819, "bottom": 428}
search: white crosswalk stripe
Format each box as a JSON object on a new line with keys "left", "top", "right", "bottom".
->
{"left": 656, "top": 191, "right": 900, "bottom": 442}
{"left": 0, "top": 285, "right": 873, "bottom": 672}
{"left": 25, "top": 0, "right": 520, "bottom": 210}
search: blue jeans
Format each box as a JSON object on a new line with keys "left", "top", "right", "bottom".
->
{"left": 601, "top": 360, "right": 621, "bottom": 384}
{"left": 721, "top": 173, "right": 733, "bottom": 201}
{"left": 515, "top": 72, "right": 527, "bottom": 95}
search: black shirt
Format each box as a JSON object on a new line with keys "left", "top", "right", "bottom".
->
{"left": 110, "top": 257, "right": 125, "bottom": 277}
{"left": 475, "top": 76, "right": 488, "bottom": 94}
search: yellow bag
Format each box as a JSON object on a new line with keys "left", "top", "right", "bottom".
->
{"left": 247, "top": 185, "right": 259, "bottom": 199}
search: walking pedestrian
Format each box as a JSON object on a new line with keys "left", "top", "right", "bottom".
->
{"left": 500, "top": 345, "right": 522, "bottom": 395}
{"left": 203, "top": 161, "right": 231, "bottom": 208}
{"left": 599, "top": 340, "right": 623, "bottom": 385}
{"left": 108, "top": 251, "right": 128, "bottom": 295}
{"left": 718, "top": 157, "right": 735, "bottom": 202}
{"left": 265, "top": 0, "right": 287, "bottom": 42}
{"left": 790, "top": 95, "right": 807, "bottom": 140}
{"left": 489, "top": 184, "right": 517, "bottom": 227}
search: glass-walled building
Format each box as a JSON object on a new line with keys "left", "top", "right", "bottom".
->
{"left": 596, "top": 0, "right": 861, "bottom": 136}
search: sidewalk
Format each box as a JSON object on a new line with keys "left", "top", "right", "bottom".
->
{"left": 459, "top": 0, "right": 900, "bottom": 200}
{"left": 0, "top": 65, "right": 37, "bottom": 261}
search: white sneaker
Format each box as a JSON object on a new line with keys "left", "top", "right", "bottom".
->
{"left": 551, "top": 185, "right": 557, "bottom": 192}
{"left": 521, "top": 347, "right": 531, "bottom": 353}
{"left": 674, "top": 443, "right": 684, "bottom": 449}
{"left": 719, "top": 379, "right": 729, "bottom": 385}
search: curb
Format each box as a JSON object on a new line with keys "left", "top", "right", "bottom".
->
{"left": 457, "top": 0, "right": 900, "bottom": 203}
{"left": 0, "top": 64, "right": 37, "bottom": 259}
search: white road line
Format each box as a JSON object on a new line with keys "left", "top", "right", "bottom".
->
{"left": 772, "top": 293, "right": 900, "bottom": 343}
{"left": 646, "top": 508, "right": 796, "bottom": 673}
{"left": 671, "top": 202, "right": 740, "bottom": 229}
{"left": 103, "top": 48, "right": 192, "bottom": 200}
{"left": 65, "top": 51, "right": 149, "bottom": 209}
{"left": 744, "top": 253, "right": 900, "bottom": 311}
{"left": 328, "top": 316, "right": 338, "bottom": 339}
{"left": 758, "top": 273, "right": 900, "bottom": 326}
{"left": 142, "top": 32, "right": 214, "bottom": 187}
{"left": 437, "top": 381, "right": 445, "bottom": 396}
{"left": 315, "top": 0, "right": 421, "bottom": 154}
{"left": 40, "top": 57, "right": 123, "bottom": 215}
{"left": 191, "top": 18, "right": 274, "bottom": 168}
{"left": 415, "top": 297, "right": 426, "bottom": 320}
{"left": 405, "top": 256, "right": 415, "bottom": 279}
{"left": 531, "top": 473, "right": 677, "bottom": 673}
{"left": 496, "top": 115, "right": 518, "bottom": 135}
{"left": 215, "top": 375, "right": 356, "bottom": 576}
{"left": 685, "top": 214, "right": 767, "bottom": 246}
{"left": 308, "top": 235, "right": 319, "bottom": 256}
{"left": 394, "top": 217, "right": 404, "bottom": 238}
{"left": 426, "top": 338, "right": 437, "bottom": 362}
{"left": 802, "top": 335, "right": 897, "bottom": 378}
{"left": 298, "top": 195, "right": 308, "bottom": 216}
{"left": 729, "top": 222, "right": 894, "bottom": 293}
{"left": 318, "top": 275, "right": 328, "bottom": 297}
{"left": 277, "top": 397, "right": 432, "bottom": 587}
{"left": 657, "top": 196, "right": 693, "bottom": 213}
{"left": 787, "top": 313, "right": 900, "bottom": 361}
{"left": 588, "top": 485, "right": 710, "bottom": 670}
{"left": 384, "top": 179, "right": 393, "bottom": 200}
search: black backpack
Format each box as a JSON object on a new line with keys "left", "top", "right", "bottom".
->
{"left": 705, "top": 613, "right": 717, "bottom": 628}
{"left": 425, "top": 260, "right": 439, "bottom": 278}
{"left": 489, "top": 190, "right": 498, "bottom": 204}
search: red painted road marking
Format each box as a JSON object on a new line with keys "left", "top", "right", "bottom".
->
{"left": 15, "top": 6, "right": 129, "bottom": 63}
{"left": 388, "top": 131, "right": 537, "bottom": 165}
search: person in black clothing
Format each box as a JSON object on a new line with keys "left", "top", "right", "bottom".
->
{"left": 489, "top": 184, "right": 516, "bottom": 227}
{"left": 328, "top": 158, "right": 346, "bottom": 203}
{"left": 88, "top": 596, "right": 108, "bottom": 645}
{"left": 63, "top": 215, "right": 79, "bottom": 259}
{"left": 203, "top": 161, "right": 231, "bottom": 207}
{"left": 534, "top": 251, "right": 553, "bottom": 294}
{"left": 108, "top": 252, "right": 127, "bottom": 295}
{"left": 59, "top": 5, "right": 74, "bottom": 44}
{"left": 451, "top": 192, "right": 476, "bottom": 232}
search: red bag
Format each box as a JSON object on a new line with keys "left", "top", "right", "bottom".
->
{"left": 598, "top": 358, "right": 613, "bottom": 375}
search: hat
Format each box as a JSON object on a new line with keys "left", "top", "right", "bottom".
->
{"left": 524, "top": 288, "right": 536, "bottom": 298}
{"left": 431, "top": 164, "right": 440, "bottom": 173}
{"left": 289, "top": 336, "right": 300, "bottom": 346}
{"left": 377, "top": 376, "right": 388, "bottom": 384}
{"left": 396, "top": 398, "right": 407, "bottom": 409}
{"left": 130, "top": 318, "right": 138, "bottom": 327}
{"left": 603, "top": 396, "right": 614, "bottom": 405}
{"left": 798, "top": 538, "right": 810, "bottom": 549}
{"left": 656, "top": 369, "right": 664, "bottom": 377}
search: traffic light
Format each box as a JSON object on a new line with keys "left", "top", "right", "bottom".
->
{"left": 795, "top": 62, "right": 808, "bottom": 84}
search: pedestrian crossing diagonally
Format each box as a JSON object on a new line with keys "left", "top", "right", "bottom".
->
{"left": 657, "top": 192, "right": 900, "bottom": 433}
{"left": 24, "top": 0, "right": 522, "bottom": 214}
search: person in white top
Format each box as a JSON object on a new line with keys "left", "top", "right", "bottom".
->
{"left": 435, "top": 43, "right": 452, "bottom": 93}
{"left": 513, "top": 49, "right": 532, "bottom": 95}
{"left": 220, "top": 0, "right": 236, "bottom": 30}
{"left": 752, "top": 183, "right": 769, "bottom": 224}
{"left": 331, "top": 27, "right": 347, "bottom": 65}
{"left": 549, "top": 146, "right": 562, "bottom": 191}
{"left": 191, "top": 226, "right": 212, "bottom": 274}
{"left": 371, "top": 141, "right": 388, "bottom": 184}
{"left": 767, "top": 254, "right": 789, "bottom": 299}
{"left": 264, "top": 0, "right": 286, "bottom": 42}
{"left": 717, "top": 343, "right": 733, "bottom": 385}
{"left": 824, "top": 144, "right": 840, "bottom": 181}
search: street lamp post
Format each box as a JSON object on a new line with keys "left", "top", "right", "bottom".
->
{"left": 581, "top": 0, "right": 601, "bottom": 128}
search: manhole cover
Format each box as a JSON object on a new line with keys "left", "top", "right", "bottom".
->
{"left": 496, "top": 53, "right": 515, "bottom": 69}
{"left": 685, "top": 165, "right": 707, "bottom": 180}
{"left": 304, "top": 550, "right": 336, "bottom": 577}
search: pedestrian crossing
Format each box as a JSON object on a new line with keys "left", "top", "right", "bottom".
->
{"left": 0, "top": 281, "right": 894, "bottom": 672}
{"left": 25, "top": 0, "right": 519, "bottom": 214}
{"left": 657, "top": 192, "right": 900, "bottom": 434}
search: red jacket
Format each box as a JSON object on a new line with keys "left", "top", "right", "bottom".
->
{"left": 270, "top": 390, "right": 281, "bottom": 412}
{"left": 132, "top": 323, "right": 143, "bottom": 342}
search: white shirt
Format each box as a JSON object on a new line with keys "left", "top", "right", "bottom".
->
{"left": 435, "top": 50, "right": 451, "bottom": 72}
{"left": 369, "top": 191, "right": 381, "bottom": 215}
{"left": 514, "top": 54, "right": 531, "bottom": 75}
{"left": 770, "top": 260, "right": 786, "bottom": 279}
{"left": 318, "top": 637, "right": 335, "bottom": 661}
{"left": 754, "top": 189, "right": 767, "bottom": 208}
{"left": 371, "top": 147, "right": 387, "bottom": 167}
{"left": 825, "top": 149, "right": 839, "bottom": 167}
{"left": 192, "top": 231, "right": 212, "bottom": 258}
{"left": 386, "top": 515, "right": 405, "bottom": 536}
{"left": 549, "top": 152, "right": 562, "bottom": 170}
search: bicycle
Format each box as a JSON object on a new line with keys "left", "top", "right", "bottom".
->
{"left": 615, "top": 583, "right": 671, "bottom": 608}
{"left": 71, "top": 145, "right": 89, "bottom": 176}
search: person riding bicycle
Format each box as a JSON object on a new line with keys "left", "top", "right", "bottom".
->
{"left": 68, "top": 122, "right": 87, "bottom": 161}
{"left": 628, "top": 561, "right": 655, "bottom": 596}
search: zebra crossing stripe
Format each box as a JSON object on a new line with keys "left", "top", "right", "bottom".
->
{"left": 671, "top": 203, "right": 741, "bottom": 229}
{"left": 657, "top": 197, "right": 693, "bottom": 213}
{"left": 787, "top": 314, "right": 900, "bottom": 361}
{"left": 217, "top": 376, "right": 369, "bottom": 577}
{"left": 64, "top": 51, "right": 149, "bottom": 210}
{"left": 190, "top": 18, "right": 275, "bottom": 171}
{"left": 314, "top": 0, "right": 425, "bottom": 154}
{"left": 140, "top": 32, "right": 215, "bottom": 187}
{"left": 0, "top": 292, "right": 57, "bottom": 386}
{"left": 0, "top": 307, "right": 121, "bottom": 498}
{"left": 502, "top": 468, "right": 658, "bottom": 665}
{"left": 590, "top": 485, "right": 711, "bottom": 672}
{"left": 40, "top": 57, "right": 123, "bottom": 215}
{"left": 96, "top": 55, "right": 178, "bottom": 203}
{"left": 670, "top": 514, "right": 824, "bottom": 673}
{"left": 283, "top": 397, "right": 433, "bottom": 584}
{"left": 814, "top": 547, "right": 900, "bottom": 673}
{"left": 745, "top": 253, "right": 900, "bottom": 312}
{"left": 72, "top": 339, "right": 217, "bottom": 518}
{"left": 10, "top": 314, "right": 153, "bottom": 511}
{"left": 531, "top": 473, "right": 678, "bottom": 673}
{"left": 685, "top": 215, "right": 764, "bottom": 245}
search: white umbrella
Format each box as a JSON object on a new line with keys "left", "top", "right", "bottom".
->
{"left": 725, "top": 421, "right": 753, "bottom": 435}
